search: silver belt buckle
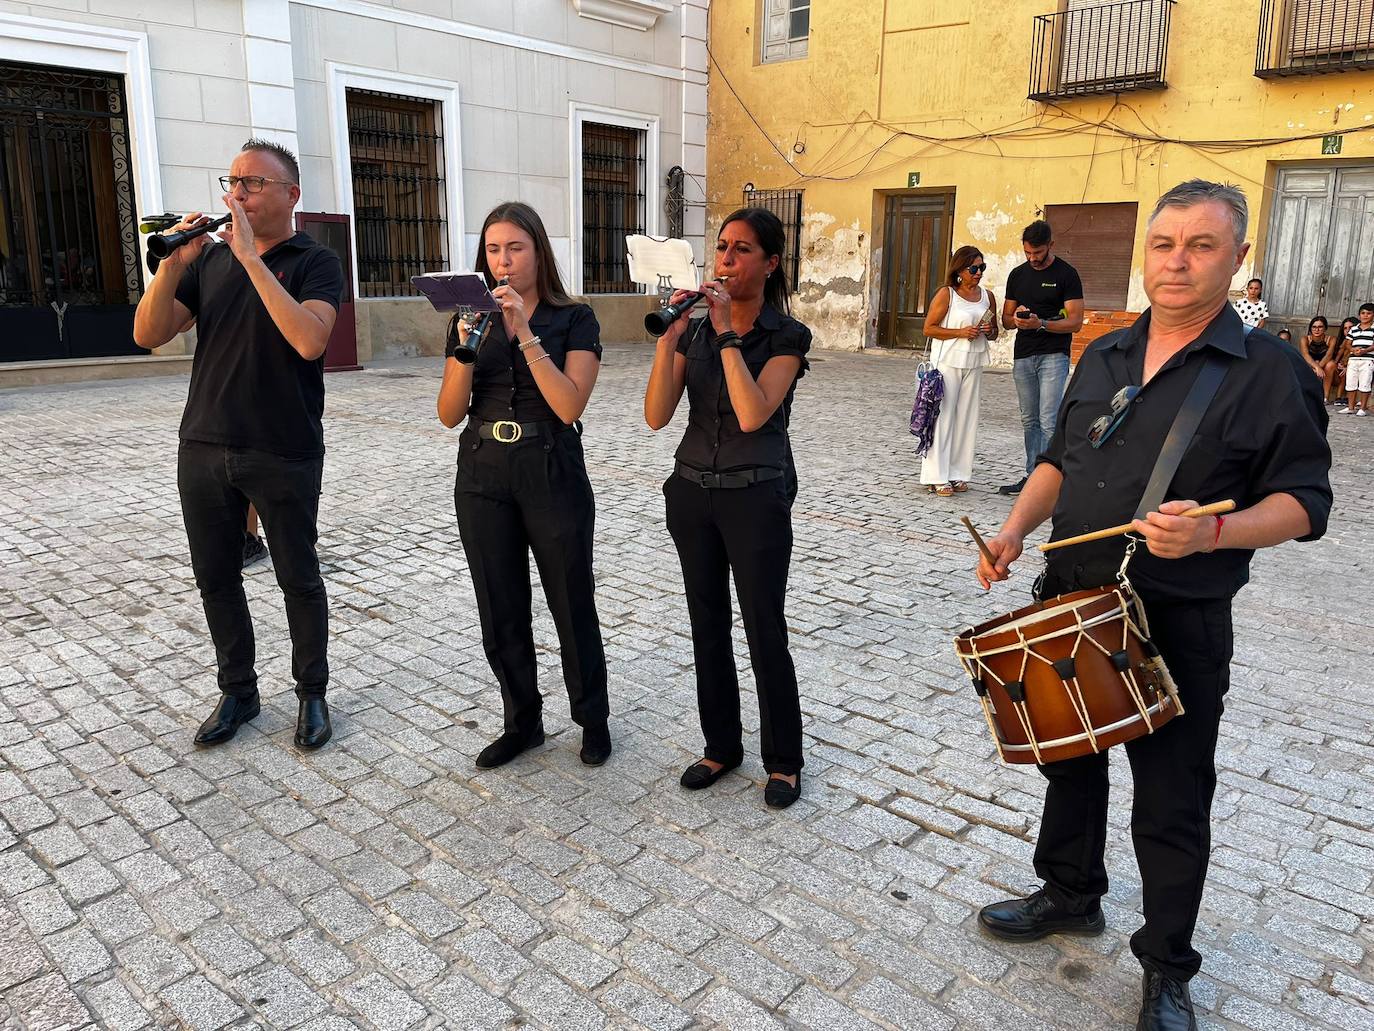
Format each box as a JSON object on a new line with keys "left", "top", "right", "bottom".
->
{"left": 491, "top": 420, "right": 523, "bottom": 443}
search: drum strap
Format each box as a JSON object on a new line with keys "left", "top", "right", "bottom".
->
{"left": 1131, "top": 337, "right": 1244, "bottom": 521}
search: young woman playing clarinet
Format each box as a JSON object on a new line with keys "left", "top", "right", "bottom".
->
{"left": 437, "top": 201, "right": 611, "bottom": 769}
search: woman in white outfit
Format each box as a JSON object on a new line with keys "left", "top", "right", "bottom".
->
{"left": 920, "top": 246, "right": 998, "bottom": 496}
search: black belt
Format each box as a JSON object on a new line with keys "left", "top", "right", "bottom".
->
{"left": 675, "top": 461, "right": 783, "bottom": 489}
{"left": 473, "top": 419, "right": 570, "bottom": 443}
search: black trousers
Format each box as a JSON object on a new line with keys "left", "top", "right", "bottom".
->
{"left": 1032, "top": 578, "right": 1233, "bottom": 981}
{"left": 177, "top": 441, "right": 329, "bottom": 700}
{"left": 454, "top": 425, "right": 608, "bottom": 735}
{"left": 664, "top": 473, "right": 803, "bottom": 775}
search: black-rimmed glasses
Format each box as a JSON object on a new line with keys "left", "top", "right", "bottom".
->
{"left": 219, "top": 175, "right": 295, "bottom": 193}
{"left": 967, "top": 263, "right": 987, "bottom": 275}
{"left": 1087, "top": 385, "right": 1141, "bottom": 448}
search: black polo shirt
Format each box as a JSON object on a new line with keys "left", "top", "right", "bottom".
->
{"left": 175, "top": 234, "right": 343, "bottom": 458}
{"left": 674, "top": 304, "right": 811, "bottom": 474}
{"left": 1039, "top": 305, "right": 1331, "bottom": 601}
{"left": 468, "top": 302, "right": 601, "bottom": 424}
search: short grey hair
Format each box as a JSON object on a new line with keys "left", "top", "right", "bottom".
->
{"left": 1148, "top": 179, "right": 1248, "bottom": 246}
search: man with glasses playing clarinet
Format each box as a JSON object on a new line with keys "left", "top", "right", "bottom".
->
{"left": 972, "top": 181, "right": 1331, "bottom": 1031}
{"left": 134, "top": 139, "right": 343, "bottom": 751}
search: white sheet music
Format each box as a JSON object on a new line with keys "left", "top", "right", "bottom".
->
{"left": 625, "top": 236, "right": 699, "bottom": 291}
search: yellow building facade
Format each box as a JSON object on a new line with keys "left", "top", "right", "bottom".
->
{"left": 706, "top": 0, "right": 1374, "bottom": 359}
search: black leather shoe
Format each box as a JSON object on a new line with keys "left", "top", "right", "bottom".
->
{"left": 997, "top": 476, "right": 1029, "bottom": 496}
{"left": 977, "top": 888, "right": 1105, "bottom": 941}
{"left": 476, "top": 723, "right": 545, "bottom": 769}
{"left": 679, "top": 757, "right": 741, "bottom": 790}
{"left": 194, "top": 694, "right": 261, "bottom": 746}
{"left": 763, "top": 774, "right": 801, "bottom": 809}
{"left": 1136, "top": 969, "right": 1196, "bottom": 1031}
{"left": 580, "top": 723, "right": 612, "bottom": 766}
{"left": 294, "top": 696, "right": 332, "bottom": 749}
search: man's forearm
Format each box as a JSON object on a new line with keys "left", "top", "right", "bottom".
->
{"left": 132, "top": 265, "right": 186, "bottom": 348}
{"left": 1003, "top": 463, "right": 1063, "bottom": 540}
{"left": 1216, "top": 493, "right": 1311, "bottom": 551}
{"left": 243, "top": 255, "right": 330, "bottom": 360}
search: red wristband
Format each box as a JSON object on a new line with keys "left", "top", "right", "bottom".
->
{"left": 1212, "top": 514, "right": 1225, "bottom": 550}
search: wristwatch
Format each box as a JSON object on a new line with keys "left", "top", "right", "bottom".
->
{"left": 1038, "top": 317, "right": 1048, "bottom": 331}
{"left": 517, "top": 335, "right": 542, "bottom": 352}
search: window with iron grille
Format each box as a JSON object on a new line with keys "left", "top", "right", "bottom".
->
{"left": 345, "top": 88, "right": 448, "bottom": 297}
{"left": 762, "top": 0, "right": 810, "bottom": 63}
{"left": 741, "top": 187, "right": 803, "bottom": 288}
{"left": 581, "top": 122, "right": 645, "bottom": 294}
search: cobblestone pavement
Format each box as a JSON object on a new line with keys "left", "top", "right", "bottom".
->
{"left": 1, "top": 344, "right": 1370, "bottom": 1031}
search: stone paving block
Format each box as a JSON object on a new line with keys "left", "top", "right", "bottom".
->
{"left": 188, "top": 923, "right": 265, "bottom": 977}
{"left": 339, "top": 972, "right": 426, "bottom": 1031}
{"left": 4, "top": 970, "right": 92, "bottom": 1031}
{"left": 622, "top": 940, "right": 710, "bottom": 1001}
{"left": 695, "top": 986, "right": 789, "bottom": 1031}
{"left": 531, "top": 934, "right": 618, "bottom": 989}
{"left": 82, "top": 975, "right": 154, "bottom": 1030}
{"left": 160, "top": 974, "right": 243, "bottom": 1030}
{"left": 241, "top": 965, "right": 329, "bottom": 1028}
{"left": 427, "top": 972, "right": 516, "bottom": 1029}
{"left": 509, "top": 969, "right": 607, "bottom": 1031}
{"left": 601, "top": 979, "right": 693, "bottom": 1031}
{"left": 453, "top": 928, "right": 532, "bottom": 985}
{"left": 14, "top": 886, "right": 77, "bottom": 936}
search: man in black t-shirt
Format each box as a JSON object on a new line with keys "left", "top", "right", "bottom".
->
{"left": 134, "top": 138, "right": 343, "bottom": 750}
{"left": 1000, "top": 220, "right": 1084, "bottom": 495}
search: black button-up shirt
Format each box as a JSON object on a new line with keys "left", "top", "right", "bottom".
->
{"left": 176, "top": 234, "right": 343, "bottom": 458}
{"left": 1039, "top": 305, "right": 1331, "bottom": 601}
{"left": 673, "top": 304, "right": 811, "bottom": 475}
{"left": 468, "top": 302, "right": 602, "bottom": 424}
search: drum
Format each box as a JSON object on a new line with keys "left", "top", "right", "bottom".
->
{"left": 954, "top": 584, "right": 1183, "bottom": 765}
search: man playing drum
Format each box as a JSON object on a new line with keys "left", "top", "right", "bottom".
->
{"left": 974, "top": 180, "right": 1332, "bottom": 1031}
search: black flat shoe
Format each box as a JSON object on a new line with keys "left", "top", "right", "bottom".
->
{"left": 1136, "top": 969, "right": 1197, "bottom": 1031}
{"left": 977, "top": 888, "right": 1105, "bottom": 941}
{"left": 476, "top": 723, "right": 545, "bottom": 769}
{"left": 194, "top": 693, "right": 261, "bottom": 746}
{"left": 294, "top": 696, "right": 332, "bottom": 749}
{"left": 679, "top": 758, "right": 741, "bottom": 790}
{"left": 763, "top": 774, "right": 801, "bottom": 809}
{"left": 580, "top": 723, "right": 612, "bottom": 766}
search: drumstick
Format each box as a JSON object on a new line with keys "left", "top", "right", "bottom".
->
{"left": 1038, "top": 500, "right": 1237, "bottom": 553}
{"left": 961, "top": 516, "right": 996, "bottom": 565}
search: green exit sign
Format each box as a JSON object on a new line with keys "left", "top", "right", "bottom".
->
{"left": 907, "top": 172, "right": 921, "bottom": 188}
{"left": 1322, "top": 134, "right": 1343, "bottom": 155}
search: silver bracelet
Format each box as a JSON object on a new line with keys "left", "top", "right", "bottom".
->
{"left": 527, "top": 352, "right": 551, "bottom": 367}
{"left": 517, "top": 335, "right": 542, "bottom": 352}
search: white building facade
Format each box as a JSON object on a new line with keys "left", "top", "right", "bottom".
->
{"left": 0, "top": 0, "right": 709, "bottom": 371}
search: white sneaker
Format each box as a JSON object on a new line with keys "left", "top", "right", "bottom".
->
{"left": 1346, "top": 407, "right": 1359, "bottom": 415}
{"left": 1358, "top": 408, "right": 1369, "bottom": 417}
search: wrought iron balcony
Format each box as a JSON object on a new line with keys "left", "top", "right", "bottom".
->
{"left": 1028, "top": 0, "right": 1175, "bottom": 102}
{"left": 1256, "top": 0, "right": 1374, "bottom": 77}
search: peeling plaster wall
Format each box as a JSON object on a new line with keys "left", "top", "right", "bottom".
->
{"left": 794, "top": 212, "right": 868, "bottom": 351}
{"left": 706, "top": 0, "right": 1374, "bottom": 362}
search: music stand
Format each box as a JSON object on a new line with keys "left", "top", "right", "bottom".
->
{"left": 626, "top": 235, "right": 699, "bottom": 309}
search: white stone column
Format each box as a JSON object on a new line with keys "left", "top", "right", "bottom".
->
{"left": 241, "top": 0, "right": 302, "bottom": 200}
{"left": 682, "top": 0, "right": 709, "bottom": 268}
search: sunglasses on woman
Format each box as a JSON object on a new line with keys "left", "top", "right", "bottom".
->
{"left": 1087, "top": 385, "right": 1142, "bottom": 448}
{"left": 966, "top": 263, "right": 987, "bottom": 275}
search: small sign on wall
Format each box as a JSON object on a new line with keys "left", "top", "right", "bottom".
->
{"left": 907, "top": 172, "right": 921, "bottom": 188}
{"left": 1322, "top": 134, "right": 1343, "bottom": 155}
